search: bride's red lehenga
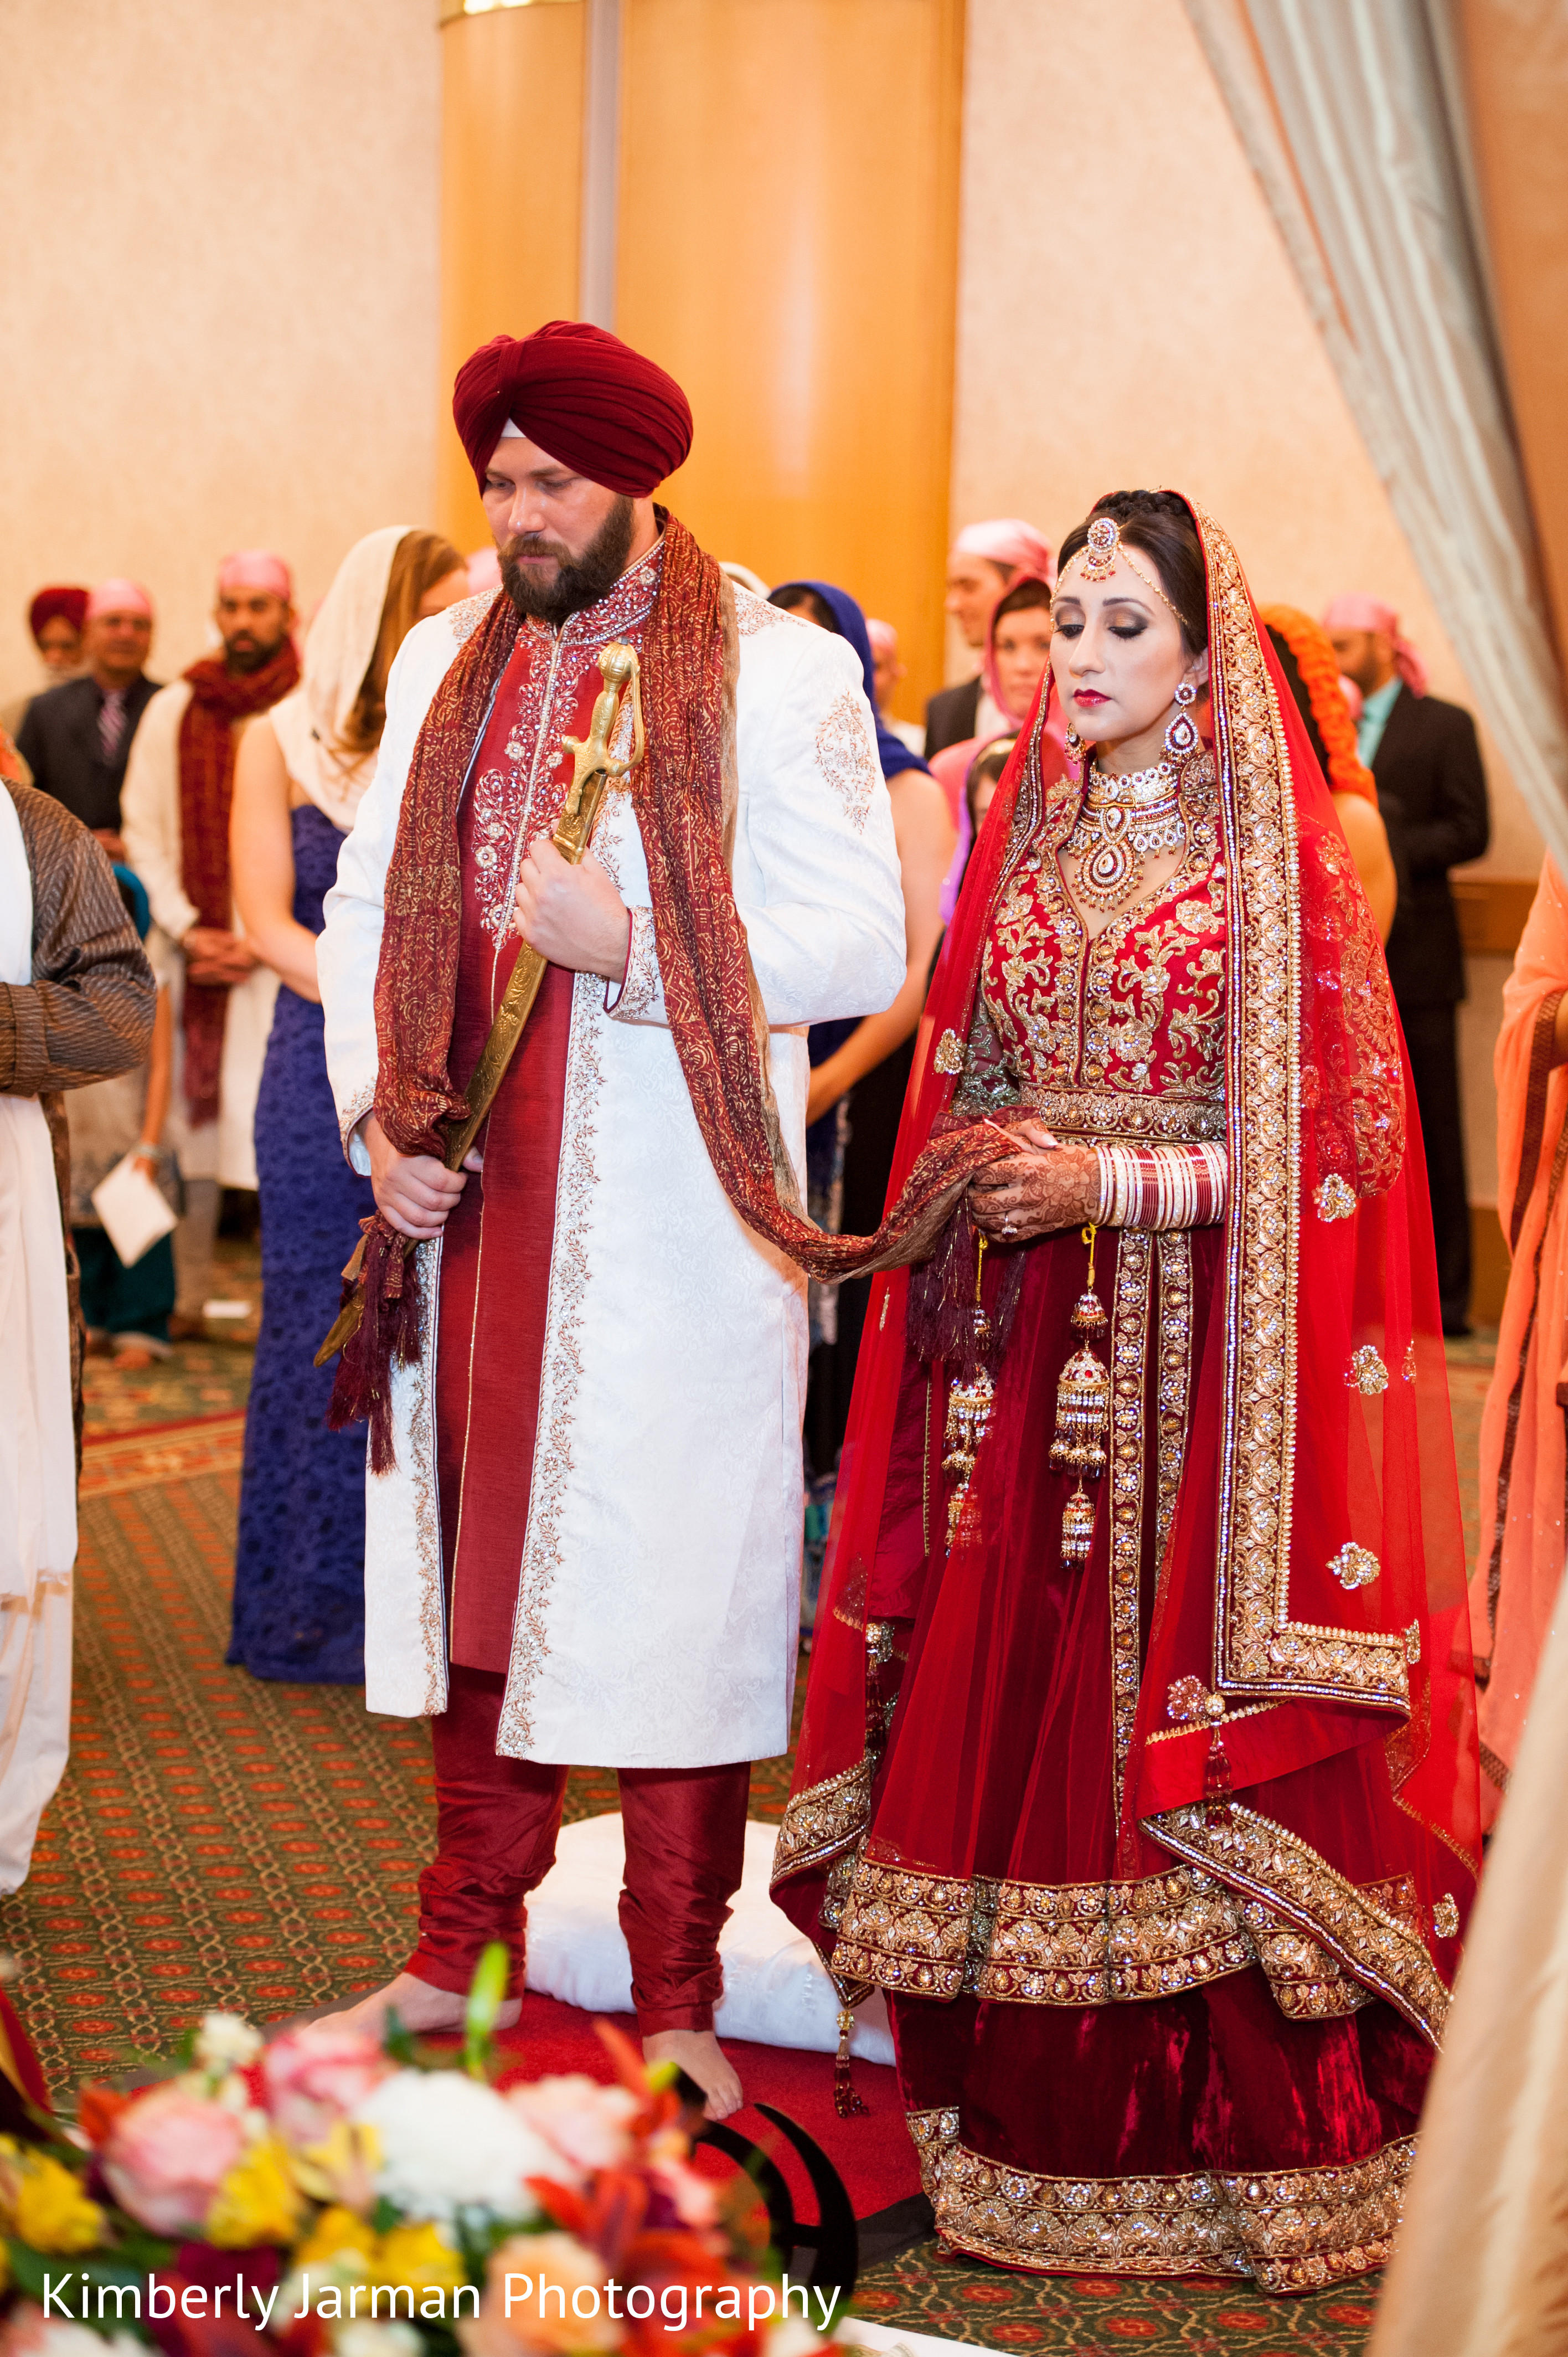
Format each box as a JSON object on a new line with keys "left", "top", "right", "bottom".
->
{"left": 771, "top": 498, "right": 1481, "bottom": 2293}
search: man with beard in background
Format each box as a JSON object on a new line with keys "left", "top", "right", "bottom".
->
{"left": 122, "top": 553, "right": 300, "bottom": 1336}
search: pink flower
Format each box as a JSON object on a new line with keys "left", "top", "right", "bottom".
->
{"left": 461, "top": 2234, "right": 622, "bottom": 2357}
{"left": 503, "top": 2076, "right": 639, "bottom": 2179}
{"left": 261, "top": 2020, "right": 393, "bottom": 2144}
{"left": 100, "top": 2083, "right": 246, "bottom": 2234}
{"left": 649, "top": 2155, "right": 720, "bottom": 2228}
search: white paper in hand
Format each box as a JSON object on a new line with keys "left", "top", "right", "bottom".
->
{"left": 90, "top": 1154, "right": 178, "bottom": 1268}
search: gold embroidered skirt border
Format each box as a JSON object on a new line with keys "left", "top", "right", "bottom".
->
{"left": 833, "top": 1852, "right": 1408, "bottom": 2025}
{"left": 770, "top": 1756, "right": 871, "bottom": 1883}
{"left": 1149, "top": 1800, "right": 1448, "bottom": 2045}
{"left": 914, "top": 2117, "right": 1414, "bottom": 2291}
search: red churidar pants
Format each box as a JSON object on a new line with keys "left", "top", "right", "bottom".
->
{"left": 407, "top": 1666, "right": 751, "bottom": 2034}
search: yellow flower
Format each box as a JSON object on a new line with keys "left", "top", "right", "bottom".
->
{"left": 292, "top": 2202, "right": 377, "bottom": 2275}
{"left": 207, "top": 2137, "right": 307, "bottom": 2248}
{"left": 12, "top": 2153, "right": 106, "bottom": 2253}
{"left": 293, "top": 2120, "right": 381, "bottom": 2214}
{"left": 376, "top": 2221, "right": 467, "bottom": 2298}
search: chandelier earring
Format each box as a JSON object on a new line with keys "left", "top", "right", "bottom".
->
{"left": 1163, "top": 678, "right": 1200, "bottom": 761}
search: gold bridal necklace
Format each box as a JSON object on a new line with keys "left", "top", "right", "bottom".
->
{"left": 1063, "top": 747, "right": 1188, "bottom": 913}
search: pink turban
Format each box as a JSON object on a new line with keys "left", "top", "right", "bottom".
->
{"left": 952, "top": 518, "right": 1055, "bottom": 581}
{"left": 86, "top": 579, "right": 153, "bottom": 621}
{"left": 466, "top": 547, "right": 502, "bottom": 595}
{"left": 452, "top": 321, "right": 694, "bottom": 498}
{"left": 1321, "top": 593, "right": 1427, "bottom": 696}
{"left": 217, "top": 550, "right": 293, "bottom": 600}
{"left": 866, "top": 617, "right": 899, "bottom": 660}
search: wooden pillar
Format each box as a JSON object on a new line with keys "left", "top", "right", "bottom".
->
{"left": 439, "top": 0, "right": 966, "bottom": 714}
{"left": 617, "top": 0, "right": 965, "bottom": 716}
{"left": 437, "top": 0, "right": 587, "bottom": 551}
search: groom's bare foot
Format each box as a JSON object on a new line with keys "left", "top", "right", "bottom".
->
{"left": 321, "top": 1971, "right": 522, "bottom": 2039}
{"left": 643, "top": 2027, "right": 743, "bottom": 2120}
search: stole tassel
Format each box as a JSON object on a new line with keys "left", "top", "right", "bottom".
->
{"left": 834, "top": 2003, "right": 869, "bottom": 2118}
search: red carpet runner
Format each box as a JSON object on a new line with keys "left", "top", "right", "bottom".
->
{"left": 494, "top": 1993, "right": 922, "bottom": 2221}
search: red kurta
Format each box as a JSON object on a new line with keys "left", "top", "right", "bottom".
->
{"left": 434, "top": 554, "right": 662, "bottom": 1679}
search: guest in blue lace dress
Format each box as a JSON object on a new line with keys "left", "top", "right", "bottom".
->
{"left": 228, "top": 528, "right": 468, "bottom": 1680}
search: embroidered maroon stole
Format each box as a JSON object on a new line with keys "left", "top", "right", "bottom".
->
{"left": 177, "top": 642, "right": 300, "bottom": 1120}
{"left": 331, "top": 516, "right": 1013, "bottom": 1469}
{"left": 435, "top": 637, "right": 584, "bottom": 1670}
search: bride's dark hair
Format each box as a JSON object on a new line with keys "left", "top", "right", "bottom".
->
{"left": 1055, "top": 490, "right": 1208, "bottom": 656}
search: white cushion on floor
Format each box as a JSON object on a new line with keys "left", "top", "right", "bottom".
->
{"left": 523, "top": 1814, "right": 895, "bottom": 2065}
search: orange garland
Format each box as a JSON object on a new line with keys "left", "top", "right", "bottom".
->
{"left": 1260, "top": 603, "right": 1378, "bottom": 804}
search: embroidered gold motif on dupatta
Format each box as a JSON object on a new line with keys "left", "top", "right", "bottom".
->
{"left": 1196, "top": 503, "right": 1411, "bottom": 1712}
{"left": 1109, "top": 1234, "right": 1153, "bottom": 1813}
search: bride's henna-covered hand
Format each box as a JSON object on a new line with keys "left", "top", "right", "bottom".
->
{"left": 968, "top": 1121, "right": 1101, "bottom": 1241}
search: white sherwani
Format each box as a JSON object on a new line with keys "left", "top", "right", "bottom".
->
{"left": 121, "top": 680, "right": 278, "bottom": 1190}
{"left": 318, "top": 577, "right": 905, "bottom": 1766}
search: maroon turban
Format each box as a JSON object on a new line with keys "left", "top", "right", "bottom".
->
{"left": 28, "top": 585, "right": 89, "bottom": 642}
{"left": 452, "top": 321, "right": 693, "bottom": 498}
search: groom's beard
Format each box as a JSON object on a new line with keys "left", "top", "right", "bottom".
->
{"left": 501, "top": 498, "right": 637, "bottom": 629}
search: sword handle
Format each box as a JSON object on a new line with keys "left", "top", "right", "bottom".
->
{"left": 313, "top": 646, "right": 642, "bottom": 1365}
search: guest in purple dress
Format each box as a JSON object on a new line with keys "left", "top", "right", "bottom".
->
{"left": 228, "top": 528, "right": 468, "bottom": 1680}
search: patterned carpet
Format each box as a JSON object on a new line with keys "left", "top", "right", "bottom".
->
{"left": 5, "top": 1263, "right": 1497, "bottom": 2354}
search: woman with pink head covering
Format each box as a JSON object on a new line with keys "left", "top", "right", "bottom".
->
{"left": 933, "top": 574, "right": 1065, "bottom": 918}
{"left": 927, "top": 516, "right": 1054, "bottom": 756}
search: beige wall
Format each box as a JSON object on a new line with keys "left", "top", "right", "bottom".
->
{"left": 0, "top": 0, "right": 442, "bottom": 699}
{"left": 952, "top": 0, "right": 1542, "bottom": 1224}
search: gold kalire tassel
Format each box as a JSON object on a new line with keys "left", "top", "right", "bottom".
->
{"left": 1051, "top": 1223, "right": 1109, "bottom": 1567}
{"left": 942, "top": 1236, "right": 994, "bottom": 1545}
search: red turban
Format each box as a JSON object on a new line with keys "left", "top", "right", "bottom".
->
{"left": 27, "top": 585, "right": 89, "bottom": 642}
{"left": 452, "top": 322, "right": 693, "bottom": 498}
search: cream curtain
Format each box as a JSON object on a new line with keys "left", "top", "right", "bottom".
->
{"left": 1184, "top": 0, "right": 1568, "bottom": 874}
{"left": 1367, "top": 1567, "right": 1568, "bottom": 2355}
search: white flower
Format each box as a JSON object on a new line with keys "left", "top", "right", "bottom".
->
{"left": 195, "top": 2012, "right": 263, "bottom": 2074}
{"left": 0, "top": 2319, "right": 143, "bottom": 2357}
{"left": 350, "top": 2071, "right": 556, "bottom": 2227}
{"left": 765, "top": 2325, "right": 830, "bottom": 2357}
{"left": 335, "top": 2328, "right": 422, "bottom": 2357}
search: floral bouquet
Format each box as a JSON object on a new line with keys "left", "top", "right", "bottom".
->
{"left": 0, "top": 1951, "right": 846, "bottom": 2357}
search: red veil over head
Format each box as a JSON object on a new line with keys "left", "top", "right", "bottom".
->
{"left": 774, "top": 496, "right": 1479, "bottom": 2047}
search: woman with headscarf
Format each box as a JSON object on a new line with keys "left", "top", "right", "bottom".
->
{"left": 933, "top": 575, "right": 1064, "bottom": 920}
{"left": 768, "top": 579, "right": 955, "bottom": 1484}
{"left": 227, "top": 527, "right": 467, "bottom": 1682}
{"left": 771, "top": 491, "right": 1479, "bottom": 2292}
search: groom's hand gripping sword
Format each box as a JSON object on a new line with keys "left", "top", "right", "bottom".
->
{"left": 314, "top": 642, "right": 645, "bottom": 1367}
